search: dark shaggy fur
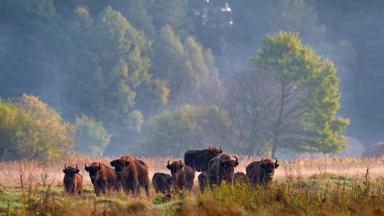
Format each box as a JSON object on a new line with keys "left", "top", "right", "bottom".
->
{"left": 85, "top": 162, "right": 117, "bottom": 195}
{"left": 63, "top": 165, "right": 83, "bottom": 196}
{"left": 184, "top": 147, "right": 223, "bottom": 172}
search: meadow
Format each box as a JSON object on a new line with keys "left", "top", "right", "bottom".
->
{"left": 1, "top": 156, "right": 384, "bottom": 215}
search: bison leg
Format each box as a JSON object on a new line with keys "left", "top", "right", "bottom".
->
{"left": 144, "top": 182, "right": 149, "bottom": 197}
{"left": 115, "top": 180, "right": 122, "bottom": 192}
{"left": 127, "top": 179, "right": 139, "bottom": 197}
{"left": 100, "top": 180, "right": 107, "bottom": 194}
{"left": 78, "top": 188, "right": 82, "bottom": 196}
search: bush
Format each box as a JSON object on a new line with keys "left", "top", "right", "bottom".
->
{"left": 0, "top": 94, "right": 75, "bottom": 160}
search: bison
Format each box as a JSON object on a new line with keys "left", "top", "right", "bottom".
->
{"left": 63, "top": 164, "right": 83, "bottom": 196}
{"left": 110, "top": 156, "right": 139, "bottom": 196}
{"left": 246, "top": 158, "right": 279, "bottom": 188}
{"left": 234, "top": 172, "right": 248, "bottom": 185}
{"left": 184, "top": 146, "right": 223, "bottom": 172}
{"left": 152, "top": 173, "right": 172, "bottom": 195}
{"left": 110, "top": 156, "right": 150, "bottom": 196}
{"left": 135, "top": 158, "right": 150, "bottom": 197}
{"left": 198, "top": 172, "right": 208, "bottom": 193}
{"left": 207, "top": 153, "right": 239, "bottom": 187}
{"left": 85, "top": 162, "right": 117, "bottom": 195}
{"left": 167, "top": 160, "right": 195, "bottom": 191}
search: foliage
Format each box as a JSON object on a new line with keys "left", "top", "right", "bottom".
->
{"left": 0, "top": 94, "right": 75, "bottom": 160}
{"left": 151, "top": 25, "right": 218, "bottom": 105}
{"left": 66, "top": 6, "right": 167, "bottom": 129}
{"left": 138, "top": 105, "right": 230, "bottom": 156}
{"left": 74, "top": 115, "right": 111, "bottom": 157}
{"left": 0, "top": 101, "right": 31, "bottom": 160}
{"left": 252, "top": 31, "right": 349, "bottom": 155}
{"left": 2, "top": 0, "right": 382, "bottom": 156}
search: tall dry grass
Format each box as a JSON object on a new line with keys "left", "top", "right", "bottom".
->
{"left": 1, "top": 156, "right": 384, "bottom": 215}
{"left": 1, "top": 156, "right": 384, "bottom": 190}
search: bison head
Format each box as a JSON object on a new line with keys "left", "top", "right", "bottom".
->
{"left": 166, "top": 160, "right": 184, "bottom": 176}
{"left": 110, "top": 159, "right": 130, "bottom": 178}
{"left": 220, "top": 155, "right": 239, "bottom": 171}
{"left": 85, "top": 162, "right": 102, "bottom": 182}
{"left": 63, "top": 164, "right": 79, "bottom": 178}
{"left": 208, "top": 146, "right": 223, "bottom": 157}
{"left": 260, "top": 158, "right": 279, "bottom": 182}
{"left": 219, "top": 155, "right": 239, "bottom": 181}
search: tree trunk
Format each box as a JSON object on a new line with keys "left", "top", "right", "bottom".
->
{"left": 271, "top": 82, "right": 286, "bottom": 157}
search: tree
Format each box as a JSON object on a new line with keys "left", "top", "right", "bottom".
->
{"left": 0, "top": 94, "right": 75, "bottom": 160}
{"left": 0, "top": 101, "right": 31, "bottom": 160}
{"left": 314, "top": 0, "right": 384, "bottom": 145}
{"left": 151, "top": 25, "right": 218, "bottom": 105}
{"left": 149, "top": 0, "right": 191, "bottom": 38}
{"left": 137, "top": 105, "right": 230, "bottom": 156}
{"left": 74, "top": 115, "right": 111, "bottom": 156}
{"left": 253, "top": 31, "right": 349, "bottom": 156}
{"left": 66, "top": 6, "right": 168, "bottom": 129}
{"left": 112, "top": 0, "right": 156, "bottom": 37}
{"left": 187, "top": 0, "right": 233, "bottom": 54}
{"left": 223, "top": 69, "right": 278, "bottom": 155}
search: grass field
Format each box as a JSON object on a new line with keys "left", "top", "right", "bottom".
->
{"left": 1, "top": 156, "right": 384, "bottom": 215}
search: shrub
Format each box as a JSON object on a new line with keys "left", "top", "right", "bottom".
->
{"left": 0, "top": 94, "right": 75, "bottom": 160}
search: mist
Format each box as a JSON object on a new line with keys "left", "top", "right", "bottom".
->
{"left": 0, "top": 0, "right": 383, "bottom": 158}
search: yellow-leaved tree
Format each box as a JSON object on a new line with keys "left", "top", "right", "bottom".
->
{"left": 0, "top": 94, "right": 76, "bottom": 160}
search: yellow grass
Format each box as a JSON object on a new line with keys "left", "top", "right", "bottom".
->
{"left": 2, "top": 156, "right": 384, "bottom": 215}
{"left": 1, "top": 156, "right": 383, "bottom": 190}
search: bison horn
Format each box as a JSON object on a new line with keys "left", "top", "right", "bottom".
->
{"left": 274, "top": 157, "right": 278, "bottom": 164}
{"left": 167, "top": 160, "right": 170, "bottom": 166}
{"left": 64, "top": 164, "right": 67, "bottom": 169}
{"left": 84, "top": 163, "right": 87, "bottom": 169}
{"left": 260, "top": 158, "right": 264, "bottom": 164}
{"left": 234, "top": 155, "right": 238, "bottom": 163}
{"left": 98, "top": 162, "right": 101, "bottom": 168}
{"left": 219, "top": 146, "right": 222, "bottom": 151}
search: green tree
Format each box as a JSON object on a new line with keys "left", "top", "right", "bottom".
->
{"left": 187, "top": 0, "right": 233, "bottom": 54}
{"left": 253, "top": 31, "right": 349, "bottom": 156}
{"left": 151, "top": 25, "right": 218, "bottom": 105}
{"left": 67, "top": 6, "right": 168, "bottom": 128}
{"left": 111, "top": 0, "right": 156, "bottom": 37}
{"left": 149, "top": 0, "right": 191, "bottom": 38}
{"left": 138, "top": 105, "right": 230, "bottom": 156}
{"left": 0, "top": 94, "right": 75, "bottom": 160}
{"left": 75, "top": 115, "right": 111, "bottom": 156}
{"left": 0, "top": 101, "right": 31, "bottom": 160}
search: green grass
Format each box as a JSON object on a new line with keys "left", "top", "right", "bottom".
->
{"left": 1, "top": 176, "right": 384, "bottom": 215}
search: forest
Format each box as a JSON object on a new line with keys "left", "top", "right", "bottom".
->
{"left": 0, "top": 0, "right": 383, "bottom": 159}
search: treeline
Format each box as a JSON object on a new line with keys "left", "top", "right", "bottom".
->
{"left": 1, "top": 0, "right": 380, "bottom": 159}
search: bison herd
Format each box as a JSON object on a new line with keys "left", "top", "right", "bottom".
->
{"left": 62, "top": 147, "right": 279, "bottom": 196}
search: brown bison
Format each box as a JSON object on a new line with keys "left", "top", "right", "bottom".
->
{"left": 246, "top": 158, "right": 279, "bottom": 187}
{"left": 85, "top": 162, "right": 117, "bottom": 195}
{"left": 63, "top": 164, "right": 83, "bottom": 195}
{"left": 152, "top": 173, "right": 172, "bottom": 195}
{"left": 135, "top": 158, "right": 150, "bottom": 197}
{"left": 234, "top": 172, "right": 248, "bottom": 185}
{"left": 198, "top": 172, "right": 207, "bottom": 193}
{"left": 167, "top": 160, "right": 195, "bottom": 191}
{"left": 207, "top": 153, "right": 239, "bottom": 187}
{"left": 110, "top": 156, "right": 150, "bottom": 196}
{"left": 184, "top": 146, "right": 223, "bottom": 172}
